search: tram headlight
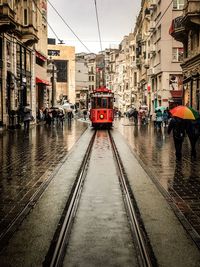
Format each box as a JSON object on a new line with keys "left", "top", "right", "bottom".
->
{"left": 100, "top": 114, "right": 104, "bottom": 119}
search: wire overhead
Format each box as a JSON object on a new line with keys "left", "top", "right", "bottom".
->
{"left": 93, "top": 0, "right": 103, "bottom": 51}
{"left": 32, "top": 0, "right": 63, "bottom": 44}
{"left": 47, "top": 0, "right": 92, "bottom": 53}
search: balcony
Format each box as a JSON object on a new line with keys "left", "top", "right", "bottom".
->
{"left": 184, "top": 0, "right": 200, "bottom": 25}
{"left": 19, "top": 25, "right": 39, "bottom": 46}
{"left": 0, "top": 3, "right": 17, "bottom": 32}
{"left": 169, "top": 16, "right": 187, "bottom": 42}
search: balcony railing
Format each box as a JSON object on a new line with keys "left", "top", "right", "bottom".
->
{"left": 169, "top": 16, "right": 187, "bottom": 42}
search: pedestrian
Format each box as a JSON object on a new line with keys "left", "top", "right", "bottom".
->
{"left": 186, "top": 118, "right": 200, "bottom": 157}
{"left": 22, "top": 106, "right": 32, "bottom": 134}
{"left": 163, "top": 110, "right": 169, "bottom": 127}
{"left": 58, "top": 109, "right": 65, "bottom": 127}
{"left": 83, "top": 110, "right": 87, "bottom": 120}
{"left": 45, "top": 108, "right": 52, "bottom": 126}
{"left": 151, "top": 111, "right": 157, "bottom": 128}
{"left": 167, "top": 116, "right": 186, "bottom": 160}
{"left": 156, "top": 109, "right": 163, "bottom": 130}
{"left": 67, "top": 111, "right": 73, "bottom": 121}
{"left": 132, "top": 108, "right": 138, "bottom": 125}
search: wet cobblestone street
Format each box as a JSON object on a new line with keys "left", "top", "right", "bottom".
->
{"left": 1, "top": 118, "right": 200, "bottom": 251}
{"left": 0, "top": 121, "right": 88, "bottom": 240}
{"left": 115, "top": 118, "right": 200, "bottom": 245}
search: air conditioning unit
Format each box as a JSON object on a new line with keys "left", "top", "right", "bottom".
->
{"left": 149, "top": 21, "right": 156, "bottom": 32}
{"left": 144, "top": 59, "right": 150, "bottom": 68}
{"left": 150, "top": 44, "right": 156, "bottom": 53}
{"left": 147, "top": 68, "right": 154, "bottom": 76}
{"left": 149, "top": 0, "right": 157, "bottom": 10}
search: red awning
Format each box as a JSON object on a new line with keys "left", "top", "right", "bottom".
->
{"left": 35, "top": 51, "right": 47, "bottom": 62}
{"left": 36, "top": 77, "right": 50, "bottom": 85}
{"left": 170, "top": 90, "right": 183, "bottom": 98}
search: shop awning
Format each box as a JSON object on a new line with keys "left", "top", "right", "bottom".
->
{"left": 36, "top": 77, "right": 50, "bottom": 85}
{"left": 35, "top": 51, "right": 47, "bottom": 62}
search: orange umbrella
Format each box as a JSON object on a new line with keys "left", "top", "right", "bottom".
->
{"left": 170, "top": 105, "right": 199, "bottom": 120}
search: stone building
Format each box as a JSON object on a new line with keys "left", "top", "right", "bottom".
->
{"left": 0, "top": 0, "right": 49, "bottom": 127}
{"left": 0, "top": 0, "right": 40, "bottom": 128}
{"left": 47, "top": 39, "right": 75, "bottom": 105}
{"left": 170, "top": 0, "right": 200, "bottom": 110}
{"left": 35, "top": 0, "right": 49, "bottom": 111}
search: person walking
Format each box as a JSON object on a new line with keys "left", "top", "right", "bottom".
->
{"left": 151, "top": 111, "right": 157, "bottom": 128}
{"left": 83, "top": 110, "right": 87, "bottom": 120}
{"left": 22, "top": 106, "right": 32, "bottom": 134}
{"left": 163, "top": 110, "right": 169, "bottom": 127}
{"left": 133, "top": 108, "right": 138, "bottom": 125}
{"left": 186, "top": 119, "right": 200, "bottom": 157}
{"left": 156, "top": 109, "right": 163, "bottom": 130}
{"left": 168, "top": 116, "right": 186, "bottom": 160}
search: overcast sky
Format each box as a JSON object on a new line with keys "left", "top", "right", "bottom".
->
{"left": 47, "top": 0, "right": 141, "bottom": 53}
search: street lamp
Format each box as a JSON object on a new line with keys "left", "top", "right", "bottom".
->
{"left": 48, "top": 58, "right": 57, "bottom": 107}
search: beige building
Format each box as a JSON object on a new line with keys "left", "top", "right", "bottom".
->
{"left": 48, "top": 40, "right": 75, "bottom": 105}
{"left": 170, "top": 0, "right": 200, "bottom": 110}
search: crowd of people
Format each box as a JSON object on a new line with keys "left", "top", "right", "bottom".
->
{"left": 125, "top": 106, "right": 200, "bottom": 160}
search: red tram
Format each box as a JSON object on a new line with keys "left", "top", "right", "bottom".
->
{"left": 89, "top": 87, "right": 114, "bottom": 128}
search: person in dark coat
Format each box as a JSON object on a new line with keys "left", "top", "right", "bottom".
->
{"left": 168, "top": 117, "right": 186, "bottom": 160}
{"left": 22, "top": 106, "right": 32, "bottom": 133}
{"left": 185, "top": 119, "right": 200, "bottom": 157}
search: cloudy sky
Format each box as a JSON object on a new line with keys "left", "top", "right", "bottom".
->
{"left": 47, "top": 0, "right": 141, "bottom": 53}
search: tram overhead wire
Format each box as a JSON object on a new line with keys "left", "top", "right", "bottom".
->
{"left": 93, "top": 0, "right": 103, "bottom": 52}
{"left": 32, "top": 0, "right": 63, "bottom": 44}
{"left": 47, "top": 0, "right": 92, "bottom": 53}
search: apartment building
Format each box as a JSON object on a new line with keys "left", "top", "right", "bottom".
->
{"left": 170, "top": 0, "right": 200, "bottom": 110}
{"left": 132, "top": 0, "right": 184, "bottom": 113}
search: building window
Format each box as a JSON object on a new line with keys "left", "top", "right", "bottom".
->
{"left": 134, "top": 72, "right": 137, "bottom": 87}
{"left": 54, "top": 60, "right": 68, "bottom": 82}
{"left": 24, "top": 9, "right": 28, "bottom": 26}
{"left": 173, "top": 0, "right": 184, "bottom": 10}
{"left": 172, "top": 47, "right": 183, "bottom": 62}
{"left": 48, "top": 50, "right": 60, "bottom": 56}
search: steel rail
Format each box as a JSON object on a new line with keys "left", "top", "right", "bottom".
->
{"left": 45, "top": 131, "right": 96, "bottom": 267}
{"left": 108, "top": 131, "right": 157, "bottom": 267}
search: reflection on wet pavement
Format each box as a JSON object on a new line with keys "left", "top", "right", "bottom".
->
{"left": 0, "top": 121, "right": 88, "bottom": 236}
{"left": 115, "top": 118, "right": 200, "bottom": 239}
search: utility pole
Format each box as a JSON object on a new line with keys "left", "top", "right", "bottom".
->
{"left": 51, "top": 62, "right": 55, "bottom": 107}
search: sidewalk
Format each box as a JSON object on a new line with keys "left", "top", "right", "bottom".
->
{"left": 114, "top": 118, "right": 200, "bottom": 248}
{"left": 112, "top": 129, "right": 200, "bottom": 266}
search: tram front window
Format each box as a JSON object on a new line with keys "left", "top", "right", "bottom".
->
{"left": 102, "top": 98, "right": 107, "bottom": 108}
{"left": 96, "top": 98, "right": 101, "bottom": 108}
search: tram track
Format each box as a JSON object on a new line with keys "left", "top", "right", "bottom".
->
{"left": 44, "top": 130, "right": 156, "bottom": 267}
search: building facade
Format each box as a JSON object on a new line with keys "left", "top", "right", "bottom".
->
{"left": 75, "top": 53, "right": 89, "bottom": 109}
{"left": 170, "top": 0, "right": 200, "bottom": 110}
